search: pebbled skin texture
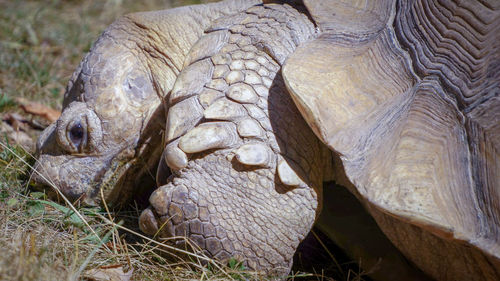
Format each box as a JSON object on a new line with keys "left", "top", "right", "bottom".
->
{"left": 139, "top": 3, "right": 331, "bottom": 275}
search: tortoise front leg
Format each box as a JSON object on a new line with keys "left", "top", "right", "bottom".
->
{"left": 139, "top": 4, "right": 329, "bottom": 275}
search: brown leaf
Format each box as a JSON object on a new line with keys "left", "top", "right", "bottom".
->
{"left": 105, "top": 241, "right": 122, "bottom": 252}
{"left": 0, "top": 121, "right": 35, "bottom": 151}
{"left": 16, "top": 97, "right": 61, "bottom": 123}
{"left": 3, "top": 113, "right": 27, "bottom": 131}
{"left": 84, "top": 266, "right": 133, "bottom": 281}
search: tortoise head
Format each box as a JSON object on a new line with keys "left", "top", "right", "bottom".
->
{"left": 32, "top": 27, "right": 164, "bottom": 206}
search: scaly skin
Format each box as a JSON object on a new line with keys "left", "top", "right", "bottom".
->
{"left": 33, "top": 20, "right": 164, "bottom": 205}
{"left": 139, "top": 4, "right": 331, "bottom": 275}
{"left": 31, "top": 1, "right": 260, "bottom": 205}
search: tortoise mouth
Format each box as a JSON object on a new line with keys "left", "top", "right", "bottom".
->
{"left": 31, "top": 147, "right": 137, "bottom": 206}
{"left": 31, "top": 156, "right": 88, "bottom": 203}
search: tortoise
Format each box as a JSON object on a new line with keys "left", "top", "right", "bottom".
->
{"left": 32, "top": 0, "right": 500, "bottom": 280}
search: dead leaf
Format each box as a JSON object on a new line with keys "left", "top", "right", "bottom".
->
{"left": 0, "top": 121, "right": 34, "bottom": 151}
{"left": 100, "top": 264, "right": 123, "bottom": 269}
{"left": 84, "top": 266, "right": 133, "bottom": 281}
{"left": 105, "top": 241, "right": 123, "bottom": 252}
{"left": 3, "top": 112, "right": 46, "bottom": 131}
{"left": 16, "top": 97, "right": 61, "bottom": 123}
{"left": 3, "top": 113, "right": 27, "bottom": 131}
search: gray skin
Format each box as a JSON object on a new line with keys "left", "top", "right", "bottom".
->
{"left": 33, "top": 40, "right": 163, "bottom": 205}
{"left": 34, "top": 1, "right": 431, "bottom": 280}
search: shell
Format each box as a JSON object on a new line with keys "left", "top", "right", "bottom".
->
{"left": 283, "top": 1, "right": 500, "bottom": 280}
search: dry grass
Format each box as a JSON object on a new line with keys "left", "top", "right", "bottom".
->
{"left": 0, "top": 143, "right": 277, "bottom": 280}
{"left": 0, "top": 146, "right": 365, "bottom": 280}
{"left": 0, "top": 1, "right": 367, "bottom": 280}
{"left": 0, "top": 0, "right": 208, "bottom": 110}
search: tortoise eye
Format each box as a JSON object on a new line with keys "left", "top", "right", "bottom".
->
{"left": 69, "top": 123, "right": 84, "bottom": 144}
{"left": 67, "top": 120, "right": 87, "bottom": 152}
{"left": 56, "top": 102, "right": 101, "bottom": 154}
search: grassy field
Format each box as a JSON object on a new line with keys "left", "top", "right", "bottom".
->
{"left": 0, "top": 1, "right": 366, "bottom": 280}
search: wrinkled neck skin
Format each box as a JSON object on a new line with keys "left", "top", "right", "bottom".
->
{"left": 32, "top": 0, "right": 261, "bottom": 206}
